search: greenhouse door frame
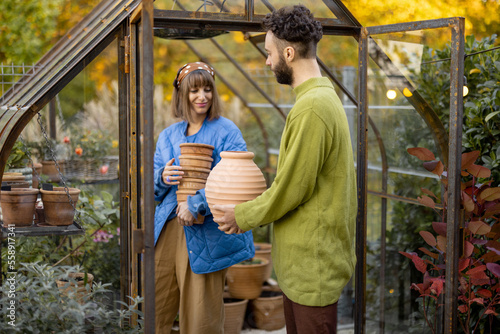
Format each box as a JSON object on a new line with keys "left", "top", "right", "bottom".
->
{"left": 357, "top": 18, "right": 465, "bottom": 334}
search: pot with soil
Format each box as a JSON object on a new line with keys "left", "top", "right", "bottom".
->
{"left": 226, "top": 257, "right": 269, "bottom": 300}
{"left": 40, "top": 187, "right": 80, "bottom": 226}
{"left": 0, "top": 188, "right": 39, "bottom": 226}
{"left": 223, "top": 297, "right": 248, "bottom": 334}
{"left": 247, "top": 288, "right": 285, "bottom": 331}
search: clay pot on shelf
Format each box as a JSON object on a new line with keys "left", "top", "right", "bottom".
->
{"left": 226, "top": 257, "right": 269, "bottom": 300}
{"left": 2, "top": 173, "right": 30, "bottom": 188}
{"left": 0, "top": 188, "right": 39, "bottom": 226}
{"left": 40, "top": 187, "right": 80, "bottom": 226}
{"left": 255, "top": 242, "right": 273, "bottom": 282}
{"left": 223, "top": 297, "right": 248, "bottom": 334}
{"left": 41, "top": 160, "right": 63, "bottom": 182}
{"left": 205, "top": 151, "right": 267, "bottom": 221}
{"left": 179, "top": 143, "right": 214, "bottom": 157}
{"left": 30, "top": 162, "right": 43, "bottom": 189}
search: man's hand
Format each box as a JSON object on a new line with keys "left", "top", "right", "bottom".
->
{"left": 213, "top": 204, "right": 245, "bottom": 234}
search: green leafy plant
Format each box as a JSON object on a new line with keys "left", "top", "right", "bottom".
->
{"left": 400, "top": 147, "right": 500, "bottom": 333}
{"left": 63, "top": 127, "right": 114, "bottom": 162}
{"left": 414, "top": 34, "right": 500, "bottom": 185}
{"left": 0, "top": 262, "right": 143, "bottom": 333}
{"left": 5, "top": 140, "right": 29, "bottom": 170}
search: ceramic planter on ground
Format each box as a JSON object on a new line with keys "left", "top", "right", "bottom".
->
{"left": 223, "top": 297, "right": 248, "bottom": 334}
{"left": 40, "top": 187, "right": 80, "bottom": 226}
{"left": 226, "top": 257, "right": 269, "bottom": 300}
{"left": 56, "top": 272, "right": 94, "bottom": 303}
{"left": 255, "top": 242, "right": 273, "bottom": 282}
{"left": 205, "top": 151, "right": 267, "bottom": 221}
{"left": 0, "top": 188, "right": 39, "bottom": 226}
{"left": 248, "top": 289, "right": 285, "bottom": 331}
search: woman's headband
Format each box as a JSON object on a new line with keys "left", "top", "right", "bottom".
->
{"left": 173, "top": 62, "right": 215, "bottom": 89}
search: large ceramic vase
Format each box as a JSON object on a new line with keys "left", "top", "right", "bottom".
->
{"left": 40, "top": 187, "right": 80, "bottom": 226}
{"left": 205, "top": 151, "right": 267, "bottom": 221}
{"left": 226, "top": 257, "right": 269, "bottom": 300}
{"left": 0, "top": 188, "right": 39, "bottom": 226}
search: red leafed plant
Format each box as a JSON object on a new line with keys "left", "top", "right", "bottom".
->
{"left": 400, "top": 147, "right": 500, "bottom": 333}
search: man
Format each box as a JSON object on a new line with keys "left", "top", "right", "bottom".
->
{"left": 214, "top": 5, "right": 357, "bottom": 333}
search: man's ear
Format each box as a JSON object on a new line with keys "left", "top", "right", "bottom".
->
{"left": 283, "top": 46, "right": 295, "bottom": 63}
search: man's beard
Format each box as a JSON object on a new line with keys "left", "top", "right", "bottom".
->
{"left": 273, "top": 55, "right": 293, "bottom": 85}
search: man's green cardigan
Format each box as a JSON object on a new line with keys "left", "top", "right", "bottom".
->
{"left": 235, "top": 77, "right": 357, "bottom": 307}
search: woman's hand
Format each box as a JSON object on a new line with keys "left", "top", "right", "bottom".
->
{"left": 162, "top": 158, "right": 183, "bottom": 185}
{"left": 176, "top": 201, "right": 195, "bottom": 226}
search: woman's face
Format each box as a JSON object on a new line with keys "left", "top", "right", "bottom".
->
{"left": 188, "top": 85, "right": 213, "bottom": 118}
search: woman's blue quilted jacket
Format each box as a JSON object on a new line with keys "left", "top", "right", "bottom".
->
{"left": 154, "top": 116, "right": 255, "bottom": 274}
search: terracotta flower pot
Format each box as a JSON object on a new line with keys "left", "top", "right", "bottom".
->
{"left": 205, "top": 151, "right": 267, "bottom": 221}
{"left": 179, "top": 154, "right": 213, "bottom": 169}
{"left": 223, "top": 297, "right": 248, "bottom": 334}
{"left": 0, "top": 188, "right": 39, "bottom": 226}
{"left": 56, "top": 272, "right": 94, "bottom": 303}
{"left": 30, "top": 162, "right": 43, "bottom": 189}
{"left": 41, "top": 160, "right": 64, "bottom": 182}
{"left": 182, "top": 166, "right": 211, "bottom": 179}
{"left": 178, "top": 177, "right": 206, "bottom": 192}
{"left": 248, "top": 290, "right": 285, "bottom": 331}
{"left": 40, "top": 187, "right": 80, "bottom": 226}
{"left": 226, "top": 257, "right": 269, "bottom": 300}
{"left": 180, "top": 143, "right": 214, "bottom": 157}
{"left": 255, "top": 242, "right": 273, "bottom": 281}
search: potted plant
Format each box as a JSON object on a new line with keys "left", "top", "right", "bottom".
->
{"left": 247, "top": 281, "right": 285, "bottom": 331}
{"left": 0, "top": 262, "right": 143, "bottom": 332}
{"left": 254, "top": 242, "right": 272, "bottom": 281}
{"left": 4, "top": 139, "right": 33, "bottom": 186}
{"left": 400, "top": 147, "right": 500, "bottom": 333}
{"left": 56, "top": 271, "right": 94, "bottom": 304}
{"left": 226, "top": 257, "right": 269, "bottom": 300}
{"left": 0, "top": 187, "right": 39, "bottom": 226}
{"left": 223, "top": 294, "right": 248, "bottom": 334}
{"left": 40, "top": 185, "right": 81, "bottom": 226}
{"left": 62, "top": 128, "right": 118, "bottom": 181}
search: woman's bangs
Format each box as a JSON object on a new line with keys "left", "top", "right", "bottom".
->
{"left": 185, "top": 70, "right": 213, "bottom": 89}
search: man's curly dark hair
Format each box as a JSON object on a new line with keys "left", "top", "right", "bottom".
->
{"left": 262, "top": 5, "right": 323, "bottom": 59}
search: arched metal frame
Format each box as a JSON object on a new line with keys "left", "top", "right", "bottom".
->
{"left": 0, "top": 1, "right": 465, "bottom": 333}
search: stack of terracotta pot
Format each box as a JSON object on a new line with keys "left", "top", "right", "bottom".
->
{"left": 176, "top": 143, "right": 214, "bottom": 204}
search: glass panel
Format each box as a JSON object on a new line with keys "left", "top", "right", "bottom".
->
{"left": 254, "top": 0, "right": 337, "bottom": 18}
{"left": 154, "top": 0, "right": 246, "bottom": 13}
{"left": 13, "top": 37, "right": 124, "bottom": 317}
{"left": 365, "top": 26, "right": 453, "bottom": 333}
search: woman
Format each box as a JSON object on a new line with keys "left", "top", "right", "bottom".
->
{"left": 153, "top": 62, "right": 255, "bottom": 334}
